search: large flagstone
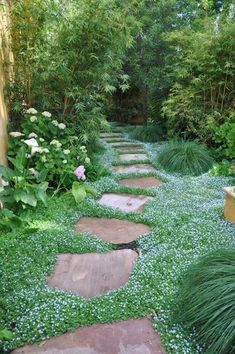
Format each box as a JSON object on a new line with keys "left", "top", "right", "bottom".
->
{"left": 113, "top": 164, "right": 155, "bottom": 174}
{"left": 48, "top": 250, "right": 137, "bottom": 298}
{"left": 98, "top": 193, "right": 153, "bottom": 212}
{"left": 75, "top": 217, "right": 150, "bottom": 243}
{"left": 12, "top": 318, "right": 165, "bottom": 354}
{"left": 100, "top": 132, "right": 123, "bottom": 137}
{"left": 118, "top": 153, "right": 148, "bottom": 161}
{"left": 119, "top": 177, "right": 163, "bottom": 188}
{"left": 117, "top": 145, "right": 143, "bottom": 151}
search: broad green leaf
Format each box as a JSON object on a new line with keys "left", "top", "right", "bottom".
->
{"left": 72, "top": 182, "right": 86, "bottom": 203}
{"left": 84, "top": 184, "right": 97, "bottom": 197}
{"left": 0, "top": 329, "right": 13, "bottom": 340}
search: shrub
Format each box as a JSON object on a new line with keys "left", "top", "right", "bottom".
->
{"left": 8, "top": 109, "right": 92, "bottom": 190}
{"left": 127, "top": 124, "right": 164, "bottom": 142}
{"left": 213, "top": 122, "right": 235, "bottom": 159}
{"left": 175, "top": 249, "right": 235, "bottom": 354}
{"left": 157, "top": 140, "right": 213, "bottom": 176}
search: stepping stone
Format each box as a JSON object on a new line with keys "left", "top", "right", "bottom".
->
{"left": 100, "top": 132, "right": 122, "bottom": 137}
{"left": 48, "top": 250, "right": 137, "bottom": 298}
{"left": 106, "top": 139, "right": 129, "bottom": 143}
{"left": 118, "top": 153, "right": 148, "bottom": 161}
{"left": 120, "top": 177, "right": 163, "bottom": 188}
{"left": 12, "top": 318, "right": 165, "bottom": 354}
{"left": 117, "top": 145, "right": 143, "bottom": 151}
{"left": 113, "top": 164, "right": 155, "bottom": 174}
{"left": 98, "top": 193, "right": 153, "bottom": 212}
{"left": 75, "top": 217, "right": 150, "bottom": 243}
{"left": 111, "top": 142, "right": 139, "bottom": 147}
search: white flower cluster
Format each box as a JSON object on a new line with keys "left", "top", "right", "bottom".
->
{"left": 50, "top": 139, "right": 62, "bottom": 148}
{"left": 26, "top": 108, "right": 37, "bottom": 114}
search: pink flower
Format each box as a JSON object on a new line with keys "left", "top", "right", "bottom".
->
{"left": 74, "top": 165, "right": 86, "bottom": 180}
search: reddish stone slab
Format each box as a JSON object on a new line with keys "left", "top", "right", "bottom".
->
{"left": 12, "top": 318, "right": 165, "bottom": 354}
{"left": 117, "top": 145, "right": 143, "bottom": 151}
{"left": 98, "top": 193, "right": 153, "bottom": 212}
{"left": 100, "top": 132, "right": 122, "bottom": 137}
{"left": 113, "top": 164, "right": 155, "bottom": 174}
{"left": 75, "top": 217, "right": 150, "bottom": 243}
{"left": 48, "top": 250, "right": 137, "bottom": 298}
{"left": 120, "top": 177, "right": 163, "bottom": 188}
{"left": 118, "top": 154, "right": 148, "bottom": 161}
{"left": 111, "top": 142, "right": 140, "bottom": 147}
{"left": 106, "top": 139, "right": 130, "bottom": 143}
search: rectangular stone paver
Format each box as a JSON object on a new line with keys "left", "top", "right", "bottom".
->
{"left": 12, "top": 318, "right": 165, "bottom": 354}
{"left": 75, "top": 217, "right": 151, "bottom": 243}
{"left": 98, "top": 193, "right": 153, "bottom": 212}
{"left": 100, "top": 132, "right": 123, "bottom": 137}
{"left": 48, "top": 250, "right": 137, "bottom": 298}
{"left": 117, "top": 145, "right": 143, "bottom": 151}
{"left": 119, "top": 177, "right": 163, "bottom": 188}
{"left": 113, "top": 164, "right": 155, "bottom": 174}
{"left": 118, "top": 154, "right": 148, "bottom": 161}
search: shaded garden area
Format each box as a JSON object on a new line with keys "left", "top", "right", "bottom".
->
{"left": 0, "top": 1, "right": 235, "bottom": 353}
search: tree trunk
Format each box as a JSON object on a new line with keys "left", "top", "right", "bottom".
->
{"left": 0, "top": 0, "right": 13, "bottom": 166}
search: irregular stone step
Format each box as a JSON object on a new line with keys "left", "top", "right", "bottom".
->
{"left": 120, "top": 177, "right": 163, "bottom": 188}
{"left": 113, "top": 164, "right": 155, "bottom": 174}
{"left": 48, "top": 250, "right": 137, "bottom": 298}
{"left": 111, "top": 142, "right": 140, "bottom": 147}
{"left": 75, "top": 217, "right": 150, "bottom": 243}
{"left": 100, "top": 132, "right": 123, "bottom": 137}
{"left": 12, "top": 318, "right": 165, "bottom": 354}
{"left": 98, "top": 193, "right": 153, "bottom": 212}
{"left": 117, "top": 145, "right": 143, "bottom": 151}
{"left": 106, "top": 139, "right": 130, "bottom": 143}
{"left": 118, "top": 154, "right": 148, "bottom": 161}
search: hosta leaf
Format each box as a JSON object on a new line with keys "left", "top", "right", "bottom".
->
{"left": 72, "top": 182, "right": 86, "bottom": 203}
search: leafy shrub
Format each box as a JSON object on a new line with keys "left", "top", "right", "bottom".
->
{"left": 8, "top": 109, "right": 92, "bottom": 190}
{"left": 175, "top": 249, "right": 235, "bottom": 354}
{"left": 210, "top": 161, "right": 235, "bottom": 177}
{"left": 127, "top": 124, "right": 164, "bottom": 142}
{"left": 213, "top": 122, "right": 235, "bottom": 159}
{"left": 157, "top": 140, "right": 213, "bottom": 176}
{"left": 0, "top": 147, "right": 48, "bottom": 211}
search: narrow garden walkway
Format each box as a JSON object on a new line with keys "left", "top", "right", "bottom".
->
{"left": 13, "top": 130, "right": 165, "bottom": 353}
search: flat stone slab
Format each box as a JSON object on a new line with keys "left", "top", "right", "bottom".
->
{"left": 13, "top": 318, "right": 165, "bottom": 354}
{"left": 75, "top": 217, "right": 150, "bottom": 243}
{"left": 106, "top": 139, "right": 129, "bottom": 143}
{"left": 116, "top": 145, "right": 143, "bottom": 153}
{"left": 113, "top": 164, "right": 155, "bottom": 174}
{"left": 120, "top": 177, "right": 163, "bottom": 188}
{"left": 118, "top": 154, "right": 148, "bottom": 161}
{"left": 111, "top": 142, "right": 139, "bottom": 147}
{"left": 117, "top": 145, "right": 143, "bottom": 151}
{"left": 100, "top": 132, "right": 123, "bottom": 137}
{"left": 48, "top": 250, "right": 137, "bottom": 298}
{"left": 98, "top": 193, "right": 153, "bottom": 212}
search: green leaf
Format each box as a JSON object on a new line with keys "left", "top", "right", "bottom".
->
{"left": 14, "top": 190, "right": 37, "bottom": 207}
{"left": 84, "top": 184, "right": 97, "bottom": 197}
{"left": 35, "top": 188, "right": 48, "bottom": 206}
{"left": 72, "top": 182, "right": 86, "bottom": 203}
{"left": 0, "top": 329, "right": 13, "bottom": 340}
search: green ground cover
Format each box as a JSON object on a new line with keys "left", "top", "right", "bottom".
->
{"left": 1, "top": 134, "right": 235, "bottom": 353}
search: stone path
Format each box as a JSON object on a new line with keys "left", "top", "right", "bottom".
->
{"left": 13, "top": 318, "right": 165, "bottom": 354}
{"left": 14, "top": 129, "right": 165, "bottom": 353}
{"left": 75, "top": 217, "right": 150, "bottom": 243}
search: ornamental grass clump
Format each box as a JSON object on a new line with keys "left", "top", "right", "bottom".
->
{"left": 175, "top": 249, "right": 235, "bottom": 354}
{"left": 157, "top": 140, "right": 213, "bottom": 175}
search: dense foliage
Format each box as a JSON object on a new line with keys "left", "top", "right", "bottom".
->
{"left": 175, "top": 249, "right": 235, "bottom": 354}
{"left": 112, "top": 0, "right": 235, "bottom": 157}
{"left": 8, "top": 0, "right": 141, "bottom": 143}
